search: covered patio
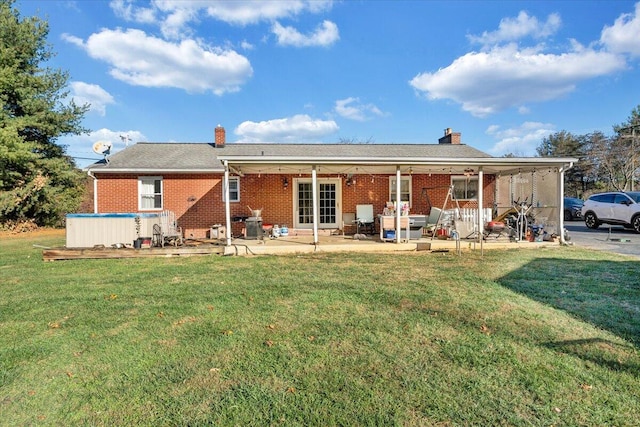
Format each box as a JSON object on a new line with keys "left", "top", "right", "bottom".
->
{"left": 217, "top": 150, "right": 576, "bottom": 250}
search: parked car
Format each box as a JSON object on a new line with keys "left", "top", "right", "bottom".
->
{"left": 581, "top": 191, "right": 640, "bottom": 232}
{"left": 563, "top": 197, "right": 584, "bottom": 221}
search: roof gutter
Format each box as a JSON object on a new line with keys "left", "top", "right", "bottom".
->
{"left": 216, "top": 155, "right": 578, "bottom": 167}
{"left": 84, "top": 168, "right": 225, "bottom": 174}
{"left": 558, "top": 160, "right": 574, "bottom": 174}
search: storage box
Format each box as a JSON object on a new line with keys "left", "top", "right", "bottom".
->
{"left": 210, "top": 225, "right": 227, "bottom": 240}
{"left": 381, "top": 216, "right": 395, "bottom": 229}
{"left": 383, "top": 230, "right": 396, "bottom": 239}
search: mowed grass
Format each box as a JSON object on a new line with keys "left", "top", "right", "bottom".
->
{"left": 1, "top": 231, "right": 639, "bottom": 426}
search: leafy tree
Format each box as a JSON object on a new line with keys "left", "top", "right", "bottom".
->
{"left": 536, "top": 131, "right": 588, "bottom": 197}
{"left": 612, "top": 105, "right": 640, "bottom": 191}
{"left": 0, "top": 0, "right": 88, "bottom": 229}
{"left": 579, "top": 106, "right": 640, "bottom": 193}
{"left": 581, "top": 131, "right": 624, "bottom": 191}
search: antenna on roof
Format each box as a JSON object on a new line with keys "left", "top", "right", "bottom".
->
{"left": 119, "top": 134, "right": 131, "bottom": 146}
{"left": 92, "top": 141, "right": 113, "bottom": 163}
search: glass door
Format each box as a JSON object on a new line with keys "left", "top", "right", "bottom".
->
{"left": 294, "top": 179, "right": 341, "bottom": 228}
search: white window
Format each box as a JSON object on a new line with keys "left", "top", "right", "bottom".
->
{"left": 224, "top": 176, "right": 240, "bottom": 202}
{"left": 452, "top": 176, "right": 478, "bottom": 200}
{"left": 138, "top": 176, "right": 163, "bottom": 210}
{"left": 389, "top": 176, "right": 412, "bottom": 205}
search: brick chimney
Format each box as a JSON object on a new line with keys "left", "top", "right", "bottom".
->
{"left": 438, "top": 127, "right": 461, "bottom": 144}
{"left": 215, "top": 124, "right": 225, "bottom": 147}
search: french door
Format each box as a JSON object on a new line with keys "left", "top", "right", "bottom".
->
{"left": 294, "top": 178, "right": 341, "bottom": 228}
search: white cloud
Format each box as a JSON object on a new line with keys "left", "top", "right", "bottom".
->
{"left": 240, "top": 40, "right": 254, "bottom": 50}
{"left": 110, "top": 0, "right": 156, "bottom": 24}
{"left": 411, "top": 8, "right": 639, "bottom": 117}
{"left": 204, "top": 0, "right": 333, "bottom": 25}
{"left": 61, "top": 33, "right": 84, "bottom": 47}
{"left": 109, "top": 0, "right": 334, "bottom": 38}
{"left": 272, "top": 20, "right": 339, "bottom": 47}
{"left": 410, "top": 43, "right": 626, "bottom": 117}
{"left": 601, "top": 2, "right": 640, "bottom": 57}
{"left": 88, "top": 128, "right": 146, "bottom": 150}
{"left": 69, "top": 82, "right": 115, "bottom": 116}
{"left": 468, "top": 11, "right": 561, "bottom": 46}
{"left": 486, "top": 122, "right": 555, "bottom": 156}
{"left": 72, "top": 28, "right": 253, "bottom": 95}
{"left": 234, "top": 114, "right": 338, "bottom": 142}
{"left": 334, "top": 97, "right": 386, "bottom": 121}
{"left": 59, "top": 128, "right": 147, "bottom": 167}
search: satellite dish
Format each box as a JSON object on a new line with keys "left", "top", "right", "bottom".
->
{"left": 92, "top": 141, "right": 112, "bottom": 156}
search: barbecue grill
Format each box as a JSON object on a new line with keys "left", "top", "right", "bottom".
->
{"left": 245, "top": 206, "right": 264, "bottom": 239}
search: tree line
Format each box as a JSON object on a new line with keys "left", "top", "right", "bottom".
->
{"left": 536, "top": 105, "right": 640, "bottom": 198}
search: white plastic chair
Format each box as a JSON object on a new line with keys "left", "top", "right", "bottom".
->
{"left": 355, "top": 204, "right": 375, "bottom": 234}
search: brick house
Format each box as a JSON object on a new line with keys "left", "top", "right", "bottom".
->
{"left": 85, "top": 127, "right": 576, "bottom": 244}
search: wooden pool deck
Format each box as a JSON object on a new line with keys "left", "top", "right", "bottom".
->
{"left": 42, "top": 233, "right": 556, "bottom": 261}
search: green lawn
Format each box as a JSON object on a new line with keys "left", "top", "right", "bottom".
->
{"left": 1, "top": 232, "right": 639, "bottom": 426}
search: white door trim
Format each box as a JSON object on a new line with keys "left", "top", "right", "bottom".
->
{"left": 293, "top": 177, "right": 342, "bottom": 229}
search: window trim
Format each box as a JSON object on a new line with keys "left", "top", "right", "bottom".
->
{"left": 224, "top": 176, "right": 240, "bottom": 202}
{"left": 138, "top": 176, "right": 163, "bottom": 211}
{"left": 451, "top": 176, "right": 478, "bottom": 201}
{"left": 389, "top": 176, "right": 412, "bottom": 206}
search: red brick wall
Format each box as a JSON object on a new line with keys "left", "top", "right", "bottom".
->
{"left": 94, "top": 172, "right": 496, "bottom": 238}
{"left": 95, "top": 173, "right": 225, "bottom": 238}
{"left": 340, "top": 173, "right": 495, "bottom": 216}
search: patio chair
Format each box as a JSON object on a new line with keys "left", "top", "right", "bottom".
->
{"left": 342, "top": 212, "right": 356, "bottom": 235}
{"left": 355, "top": 204, "right": 375, "bottom": 235}
{"left": 153, "top": 210, "right": 183, "bottom": 247}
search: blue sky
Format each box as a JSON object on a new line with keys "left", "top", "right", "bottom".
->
{"left": 18, "top": 0, "right": 640, "bottom": 167}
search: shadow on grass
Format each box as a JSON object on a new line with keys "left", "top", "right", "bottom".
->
{"left": 543, "top": 338, "right": 639, "bottom": 376}
{"left": 497, "top": 257, "right": 640, "bottom": 349}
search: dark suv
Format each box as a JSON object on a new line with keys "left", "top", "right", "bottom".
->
{"left": 581, "top": 191, "right": 640, "bottom": 232}
{"left": 564, "top": 197, "right": 584, "bottom": 221}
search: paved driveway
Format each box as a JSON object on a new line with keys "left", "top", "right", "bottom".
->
{"left": 565, "top": 221, "right": 640, "bottom": 258}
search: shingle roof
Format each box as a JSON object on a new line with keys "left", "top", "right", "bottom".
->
{"left": 217, "top": 143, "right": 492, "bottom": 159}
{"left": 87, "top": 142, "right": 492, "bottom": 172}
{"left": 87, "top": 143, "right": 223, "bottom": 172}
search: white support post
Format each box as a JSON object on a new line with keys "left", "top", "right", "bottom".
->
{"left": 478, "top": 167, "right": 484, "bottom": 255}
{"left": 223, "top": 161, "right": 232, "bottom": 247}
{"left": 558, "top": 166, "right": 565, "bottom": 245}
{"left": 312, "top": 166, "right": 319, "bottom": 245}
{"left": 396, "top": 166, "right": 402, "bottom": 244}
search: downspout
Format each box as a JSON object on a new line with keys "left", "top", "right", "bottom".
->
{"left": 87, "top": 170, "right": 98, "bottom": 213}
{"left": 223, "top": 161, "right": 232, "bottom": 247}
